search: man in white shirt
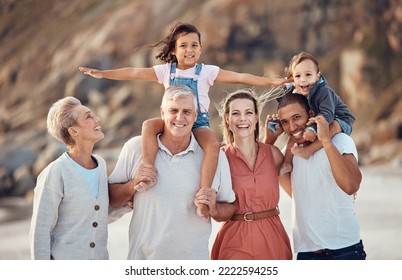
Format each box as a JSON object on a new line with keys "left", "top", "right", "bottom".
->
{"left": 108, "top": 84, "right": 236, "bottom": 260}
{"left": 277, "top": 93, "right": 366, "bottom": 260}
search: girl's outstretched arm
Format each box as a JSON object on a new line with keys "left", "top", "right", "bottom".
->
{"left": 78, "top": 66, "right": 158, "bottom": 81}
{"left": 215, "top": 69, "right": 292, "bottom": 87}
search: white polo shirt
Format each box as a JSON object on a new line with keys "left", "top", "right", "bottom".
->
{"left": 109, "top": 134, "right": 235, "bottom": 259}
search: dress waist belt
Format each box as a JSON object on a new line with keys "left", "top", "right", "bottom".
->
{"left": 231, "top": 207, "right": 280, "bottom": 222}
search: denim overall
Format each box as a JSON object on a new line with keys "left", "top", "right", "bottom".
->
{"left": 170, "top": 63, "right": 210, "bottom": 129}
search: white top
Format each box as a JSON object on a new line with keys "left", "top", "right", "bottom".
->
{"left": 108, "top": 134, "right": 235, "bottom": 259}
{"left": 153, "top": 63, "right": 220, "bottom": 112}
{"left": 290, "top": 133, "right": 361, "bottom": 253}
{"left": 29, "top": 153, "right": 109, "bottom": 260}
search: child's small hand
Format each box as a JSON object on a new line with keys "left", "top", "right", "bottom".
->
{"left": 79, "top": 66, "right": 103, "bottom": 78}
{"left": 303, "top": 129, "right": 316, "bottom": 142}
{"left": 310, "top": 115, "right": 331, "bottom": 143}
{"left": 291, "top": 145, "right": 313, "bottom": 159}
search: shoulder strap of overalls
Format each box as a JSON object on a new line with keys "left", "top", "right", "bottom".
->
{"left": 194, "top": 64, "right": 202, "bottom": 81}
{"left": 170, "top": 63, "right": 202, "bottom": 81}
{"left": 170, "top": 63, "right": 177, "bottom": 80}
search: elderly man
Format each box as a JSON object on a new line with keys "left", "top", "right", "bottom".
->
{"left": 274, "top": 93, "right": 366, "bottom": 260}
{"left": 108, "top": 84, "right": 236, "bottom": 260}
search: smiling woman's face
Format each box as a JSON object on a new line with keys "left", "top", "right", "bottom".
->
{"left": 69, "top": 105, "right": 104, "bottom": 145}
{"left": 226, "top": 98, "right": 258, "bottom": 141}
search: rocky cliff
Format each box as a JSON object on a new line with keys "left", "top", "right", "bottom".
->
{"left": 1, "top": 0, "right": 401, "bottom": 197}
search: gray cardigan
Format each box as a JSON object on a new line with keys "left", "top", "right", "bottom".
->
{"left": 29, "top": 153, "right": 109, "bottom": 260}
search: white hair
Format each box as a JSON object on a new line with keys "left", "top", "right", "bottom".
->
{"left": 161, "top": 85, "right": 198, "bottom": 110}
{"left": 46, "top": 96, "right": 81, "bottom": 146}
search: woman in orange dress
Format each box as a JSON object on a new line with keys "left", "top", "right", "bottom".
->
{"left": 211, "top": 89, "right": 292, "bottom": 260}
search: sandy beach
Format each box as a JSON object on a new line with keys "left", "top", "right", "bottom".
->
{"left": 0, "top": 164, "right": 401, "bottom": 260}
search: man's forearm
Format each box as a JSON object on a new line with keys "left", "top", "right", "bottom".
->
{"left": 210, "top": 202, "right": 237, "bottom": 222}
{"left": 109, "top": 180, "right": 136, "bottom": 208}
{"left": 322, "top": 139, "right": 362, "bottom": 195}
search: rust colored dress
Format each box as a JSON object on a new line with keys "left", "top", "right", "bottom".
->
{"left": 211, "top": 142, "right": 292, "bottom": 260}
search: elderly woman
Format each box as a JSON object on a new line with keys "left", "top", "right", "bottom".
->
{"left": 29, "top": 96, "right": 109, "bottom": 260}
{"left": 211, "top": 89, "right": 292, "bottom": 260}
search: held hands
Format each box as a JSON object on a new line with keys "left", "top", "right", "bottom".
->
{"left": 308, "top": 115, "right": 331, "bottom": 143}
{"left": 125, "top": 163, "right": 157, "bottom": 208}
{"left": 302, "top": 129, "right": 317, "bottom": 142}
{"left": 78, "top": 66, "right": 103, "bottom": 78}
{"left": 194, "top": 187, "right": 217, "bottom": 218}
{"left": 133, "top": 182, "right": 151, "bottom": 192}
{"left": 266, "top": 114, "right": 283, "bottom": 134}
{"left": 264, "top": 114, "right": 283, "bottom": 144}
{"left": 133, "top": 163, "right": 158, "bottom": 192}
